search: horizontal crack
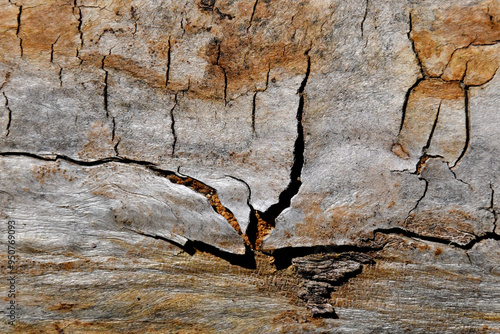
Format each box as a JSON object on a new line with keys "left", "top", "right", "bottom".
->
{"left": 0, "top": 151, "right": 247, "bottom": 245}
{"left": 124, "top": 227, "right": 256, "bottom": 269}
{"left": 369, "top": 227, "right": 500, "bottom": 250}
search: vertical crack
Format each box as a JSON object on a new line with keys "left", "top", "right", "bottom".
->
{"left": 252, "top": 65, "right": 270, "bottom": 135}
{"left": 58, "top": 67, "right": 63, "bottom": 87}
{"left": 251, "top": 92, "right": 257, "bottom": 134}
{"left": 170, "top": 93, "right": 178, "bottom": 157}
{"left": 112, "top": 116, "right": 119, "bottom": 156}
{"left": 422, "top": 101, "right": 442, "bottom": 152}
{"left": 398, "top": 78, "right": 424, "bottom": 134}
{"left": 226, "top": 174, "right": 262, "bottom": 249}
{"left": 247, "top": 0, "right": 259, "bottom": 32}
{"left": 16, "top": 5, "right": 23, "bottom": 57}
{"left": 451, "top": 86, "right": 470, "bottom": 168}
{"left": 216, "top": 41, "right": 228, "bottom": 105}
{"left": 165, "top": 37, "right": 171, "bottom": 89}
{"left": 490, "top": 183, "right": 498, "bottom": 231}
{"left": 222, "top": 68, "right": 228, "bottom": 105}
{"left": 398, "top": 12, "right": 425, "bottom": 135}
{"left": 360, "top": 0, "right": 369, "bottom": 38}
{"left": 405, "top": 177, "right": 428, "bottom": 222}
{"left": 3, "top": 93, "right": 12, "bottom": 137}
{"left": 74, "top": 0, "right": 83, "bottom": 59}
{"left": 50, "top": 36, "right": 61, "bottom": 63}
{"left": 408, "top": 12, "right": 425, "bottom": 78}
{"left": 101, "top": 55, "right": 109, "bottom": 118}
{"left": 256, "top": 50, "right": 311, "bottom": 228}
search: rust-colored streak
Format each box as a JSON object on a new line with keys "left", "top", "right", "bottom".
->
{"left": 19, "top": 2, "right": 79, "bottom": 65}
{"left": 254, "top": 211, "right": 274, "bottom": 251}
{"left": 166, "top": 174, "right": 251, "bottom": 246}
{"left": 396, "top": 0, "right": 499, "bottom": 165}
{"left": 104, "top": 54, "right": 166, "bottom": 89}
{"left": 412, "top": 0, "right": 500, "bottom": 77}
{"left": 0, "top": 0, "right": 317, "bottom": 101}
{"left": 412, "top": 79, "right": 464, "bottom": 100}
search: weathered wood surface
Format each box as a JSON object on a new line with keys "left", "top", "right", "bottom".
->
{"left": 1, "top": 0, "right": 500, "bottom": 332}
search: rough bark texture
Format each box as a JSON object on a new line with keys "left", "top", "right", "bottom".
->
{"left": 1, "top": 0, "right": 500, "bottom": 332}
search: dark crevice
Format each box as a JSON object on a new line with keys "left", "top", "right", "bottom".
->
{"left": 414, "top": 154, "right": 443, "bottom": 175}
{"left": 451, "top": 66, "right": 499, "bottom": 168}
{"left": 113, "top": 139, "right": 120, "bottom": 157}
{"left": 111, "top": 117, "right": 116, "bottom": 142}
{"left": 405, "top": 177, "right": 428, "bottom": 220}
{"left": 398, "top": 78, "right": 423, "bottom": 134}
{"left": 74, "top": 1, "right": 83, "bottom": 61}
{"left": 398, "top": 12, "right": 426, "bottom": 134}
{"left": 75, "top": 1, "right": 83, "bottom": 48}
{"left": 17, "top": 5, "right": 23, "bottom": 57}
{"left": 490, "top": 183, "right": 498, "bottom": 230}
{"left": 111, "top": 117, "right": 119, "bottom": 156}
{"left": 225, "top": 174, "right": 261, "bottom": 249}
{"left": 251, "top": 92, "right": 257, "bottom": 134}
{"left": 423, "top": 101, "right": 441, "bottom": 152}
{"left": 50, "top": 36, "right": 60, "bottom": 63}
{"left": 408, "top": 12, "right": 425, "bottom": 78}
{"left": 124, "top": 228, "right": 256, "bottom": 269}
{"left": 0, "top": 151, "right": 154, "bottom": 167}
{"left": 122, "top": 227, "right": 196, "bottom": 255}
{"left": 192, "top": 242, "right": 256, "bottom": 269}
{"left": 165, "top": 37, "right": 171, "bottom": 89}
{"left": 257, "top": 50, "right": 310, "bottom": 226}
{"left": 370, "top": 227, "right": 500, "bottom": 250}
{"left": 247, "top": 0, "right": 259, "bottom": 32}
{"left": 222, "top": 69, "right": 228, "bottom": 105}
{"left": 58, "top": 67, "right": 63, "bottom": 87}
{"left": 215, "top": 42, "right": 228, "bottom": 105}
{"left": 451, "top": 86, "right": 470, "bottom": 168}
{"left": 102, "top": 56, "right": 109, "bottom": 118}
{"left": 170, "top": 93, "right": 178, "bottom": 157}
{"left": 3, "top": 93, "right": 12, "bottom": 137}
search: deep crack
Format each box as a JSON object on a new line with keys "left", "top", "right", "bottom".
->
{"left": 3, "top": 93, "right": 12, "bottom": 137}
{"left": 490, "top": 183, "right": 498, "bottom": 231}
{"left": 165, "top": 37, "right": 171, "bottom": 89}
{"left": 170, "top": 93, "right": 178, "bottom": 157}
{"left": 102, "top": 55, "right": 110, "bottom": 118}
{"left": 257, "top": 50, "right": 310, "bottom": 227}
{"left": 16, "top": 4, "right": 23, "bottom": 57}
{"left": 423, "top": 101, "right": 441, "bottom": 152}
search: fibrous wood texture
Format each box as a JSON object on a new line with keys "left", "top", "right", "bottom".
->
{"left": 1, "top": 0, "right": 500, "bottom": 332}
